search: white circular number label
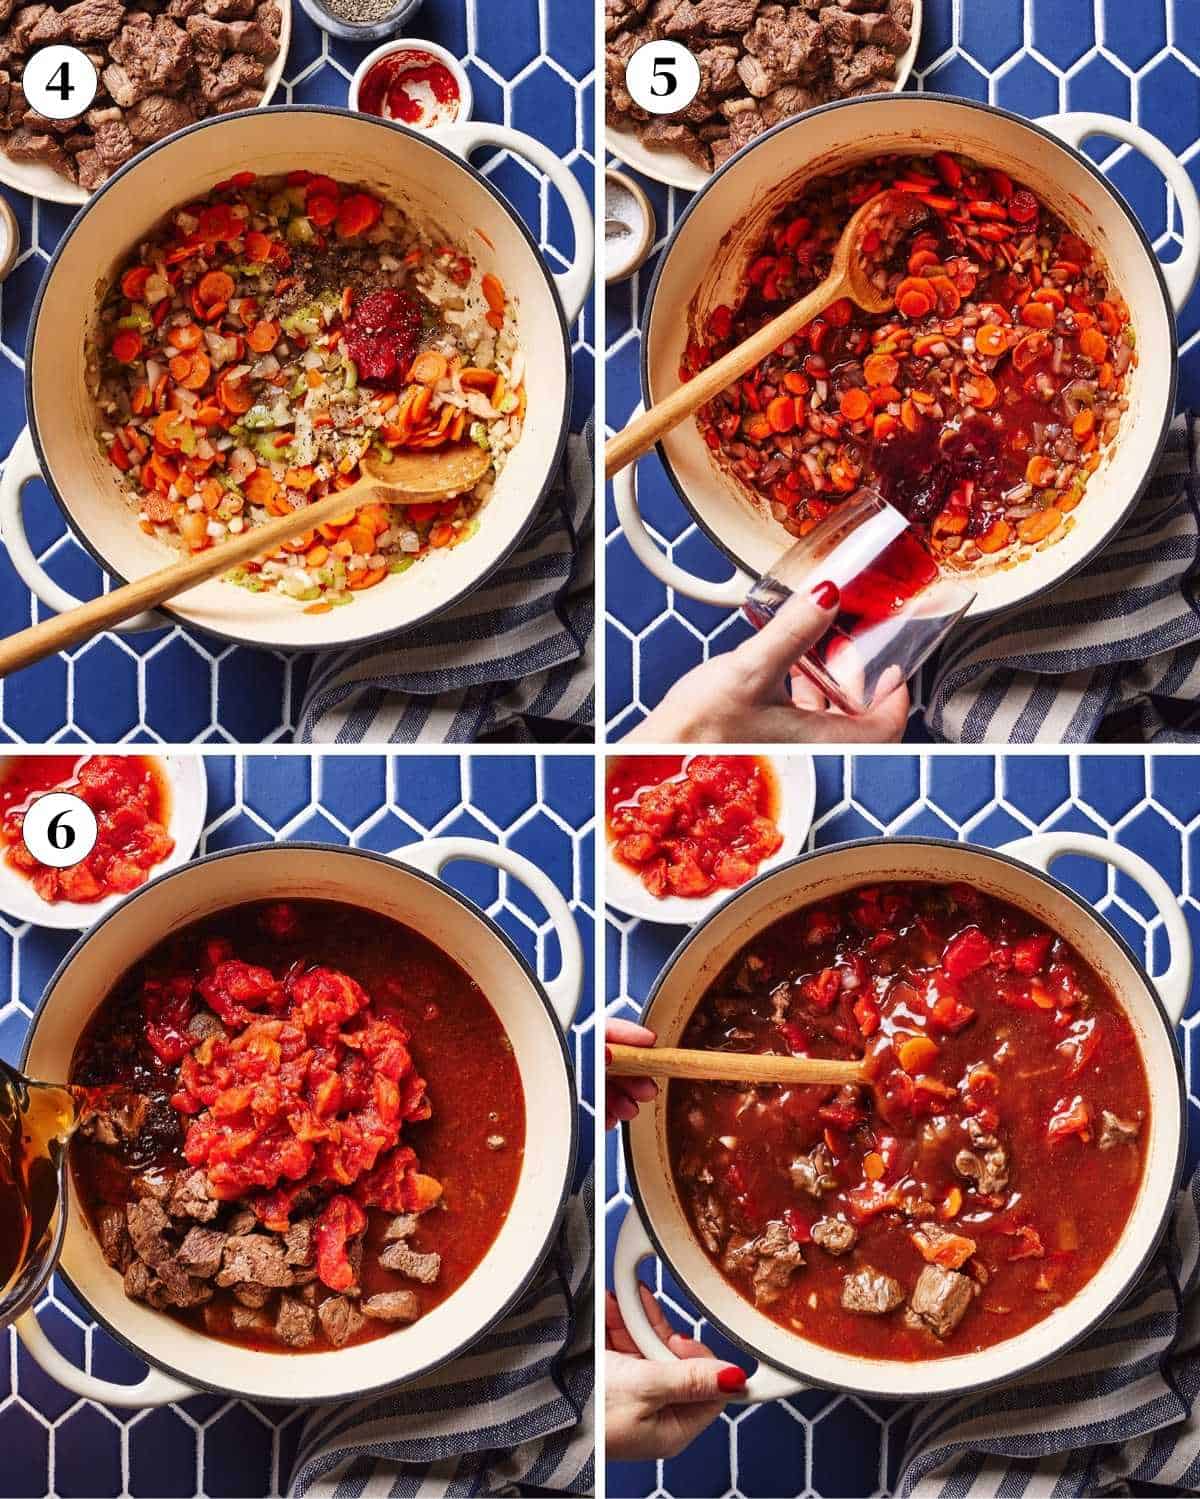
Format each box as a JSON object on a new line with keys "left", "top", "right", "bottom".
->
{"left": 625, "top": 41, "right": 701, "bottom": 117}
{"left": 22, "top": 793, "right": 98, "bottom": 869}
{"left": 23, "top": 46, "right": 98, "bottom": 122}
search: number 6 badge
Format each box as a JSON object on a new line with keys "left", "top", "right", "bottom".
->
{"left": 625, "top": 40, "right": 702, "bottom": 116}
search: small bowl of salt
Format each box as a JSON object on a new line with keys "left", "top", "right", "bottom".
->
{"left": 296, "top": 0, "right": 424, "bottom": 43}
{"left": 606, "top": 168, "right": 655, "bottom": 286}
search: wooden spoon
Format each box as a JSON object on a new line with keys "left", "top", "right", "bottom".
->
{"left": 604, "top": 189, "right": 928, "bottom": 480}
{"left": 607, "top": 1042, "right": 865, "bottom": 1089}
{"left": 0, "top": 442, "right": 491, "bottom": 679}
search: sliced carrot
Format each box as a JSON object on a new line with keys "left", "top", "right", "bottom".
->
{"left": 121, "top": 265, "right": 152, "bottom": 301}
{"left": 335, "top": 192, "right": 382, "bottom": 239}
{"left": 348, "top": 564, "right": 387, "bottom": 589}
{"left": 169, "top": 353, "right": 194, "bottom": 383}
{"left": 1079, "top": 327, "right": 1108, "bottom": 362}
{"left": 1020, "top": 301, "right": 1055, "bottom": 329}
{"left": 873, "top": 412, "right": 899, "bottom": 440}
{"left": 244, "top": 468, "right": 279, "bottom": 506}
{"left": 111, "top": 330, "right": 143, "bottom": 363}
{"left": 244, "top": 230, "right": 273, "bottom": 263}
{"left": 196, "top": 270, "right": 235, "bottom": 307}
{"left": 966, "top": 373, "right": 997, "bottom": 409}
{"left": 460, "top": 366, "right": 497, "bottom": 391}
{"left": 247, "top": 319, "right": 280, "bottom": 353}
{"left": 307, "top": 194, "right": 338, "bottom": 228}
{"left": 1072, "top": 409, "right": 1096, "bottom": 440}
{"left": 862, "top": 1152, "right": 885, "bottom": 1182}
{"left": 304, "top": 602, "right": 334, "bottom": 614}
{"left": 172, "top": 322, "right": 204, "bottom": 351}
{"left": 1018, "top": 507, "right": 1062, "bottom": 544}
{"left": 216, "top": 369, "right": 253, "bottom": 414}
{"left": 341, "top": 524, "right": 376, "bottom": 556}
{"left": 977, "top": 518, "right": 1011, "bottom": 553}
{"left": 900, "top": 397, "right": 922, "bottom": 432}
{"left": 1012, "top": 331, "right": 1048, "bottom": 372}
{"left": 766, "top": 395, "right": 796, "bottom": 433}
{"left": 898, "top": 289, "right": 932, "bottom": 320}
{"left": 307, "top": 545, "right": 330, "bottom": 568}
{"left": 864, "top": 352, "right": 900, "bottom": 387}
{"left": 481, "top": 273, "right": 506, "bottom": 316}
{"left": 975, "top": 323, "right": 1008, "bottom": 358}
{"left": 912, "top": 1224, "right": 976, "bottom": 1269}
{"left": 839, "top": 387, "right": 871, "bottom": 421}
{"left": 1025, "top": 455, "right": 1057, "bottom": 487}
{"left": 411, "top": 350, "right": 449, "bottom": 386}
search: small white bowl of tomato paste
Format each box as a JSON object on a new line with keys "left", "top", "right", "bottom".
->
{"left": 605, "top": 754, "right": 816, "bottom": 925}
{"left": 348, "top": 38, "right": 473, "bottom": 132}
{"left": 0, "top": 754, "right": 207, "bottom": 931}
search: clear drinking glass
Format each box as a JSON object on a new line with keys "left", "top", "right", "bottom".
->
{"left": 742, "top": 489, "right": 976, "bottom": 716}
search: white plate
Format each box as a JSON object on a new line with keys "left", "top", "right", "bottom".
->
{"left": 0, "top": 0, "right": 292, "bottom": 206}
{"left": 605, "top": 754, "right": 816, "bottom": 925}
{"left": 605, "top": 0, "right": 924, "bottom": 193}
{"left": 0, "top": 754, "right": 208, "bottom": 930}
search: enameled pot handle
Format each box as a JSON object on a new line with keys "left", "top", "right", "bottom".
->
{"left": 613, "top": 408, "right": 752, "bottom": 607}
{"left": 391, "top": 835, "right": 583, "bottom": 1032}
{"left": 0, "top": 427, "right": 161, "bottom": 635}
{"left": 15, "top": 1306, "right": 195, "bottom": 1408}
{"left": 1001, "top": 831, "right": 1192, "bottom": 1026}
{"left": 613, "top": 1206, "right": 806, "bottom": 1404}
{"left": 1037, "top": 112, "right": 1200, "bottom": 314}
{"left": 434, "top": 122, "right": 594, "bottom": 327}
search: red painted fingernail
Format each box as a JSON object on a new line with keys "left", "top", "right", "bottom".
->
{"left": 810, "top": 579, "right": 840, "bottom": 610}
{"left": 717, "top": 1366, "right": 748, "bottom": 1393}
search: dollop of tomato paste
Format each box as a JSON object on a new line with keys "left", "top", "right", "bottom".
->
{"left": 358, "top": 52, "right": 461, "bottom": 127}
{"left": 161, "top": 911, "right": 442, "bottom": 1291}
{"left": 341, "top": 288, "right": 423, "bottom": 389}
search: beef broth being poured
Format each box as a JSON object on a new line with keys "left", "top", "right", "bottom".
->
{"left": 69, "top": 899, "right": 525, "bottom": 1352}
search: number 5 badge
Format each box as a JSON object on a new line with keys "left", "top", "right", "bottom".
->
{"left": 624, "top": 41, "right": 702, "bottom": 116}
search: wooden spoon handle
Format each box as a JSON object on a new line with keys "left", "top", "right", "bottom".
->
{"left": 0, "top": 478, "right": 376, "bottom": 679}
{"left": 607, "top": 1043, "right": 864, "bottom": 1088}
{"left": 603, "top": 274, "right": 844, "bottom": 480}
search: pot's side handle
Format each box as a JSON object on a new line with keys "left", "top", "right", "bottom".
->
{"left": 1001, "top": 831, "right": 1193, "bottom": 1026}
{"left": 613, "top": 1206, "right": 806, "bottom": 1404}
{"left": 434, "top": 122, "right": 594, "bottom": 327}
{"left": 390, "top": 836, "right": 583, "bottom": 1032}
{"left": 15, "top": 1306, "right": 195, "bottom": 1408}
{"left": 0, "top": 427, "right": 161, "bottom": 634}
{"left": 613, "top": 410, "right": 752, "bottom": 607}
{"left": 1038, "top": 112, "right": 1200, "bottom": 314}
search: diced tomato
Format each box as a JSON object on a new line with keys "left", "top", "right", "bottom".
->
{"left": 941, "top": 926, "right": 993, "bottom": 979}
{"left": 1013, "top": 933, "right": 1053, "bottom": 975}
{"left": 1047, "top": 1093, "right": 1092, "bottom": 1146}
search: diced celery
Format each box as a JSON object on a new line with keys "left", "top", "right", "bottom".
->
{"left": 242, "top": 404, "right": 278, "bottom": 430}
{"left": 387, "top": 558, "right": 415, "bottom": 574}
{"left": 286, "top": 216, "right": 316, "bottom": 246}
{"left": 469, "top": 420, "right": 489, "bottom": 449}
{"left": 342, "top": 356, "right": 358, "bottom": 392}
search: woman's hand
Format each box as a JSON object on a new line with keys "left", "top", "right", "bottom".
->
{"left": 606, "top": 1289, "right": 746, "bottom": 1462}
{"left": 625, "top": 584, "right": 909, "bottom": 744}
{"left": 606, "top": 1018, "right": 658, "bottom": 1130}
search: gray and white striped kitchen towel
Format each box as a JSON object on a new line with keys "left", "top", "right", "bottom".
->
{"left": 897, "top": 1162, "right": 1200, "bottom": 1497}
{"left": 296, "top": 425, "right": 594, "bottom": 744}
{"left": 288, "top": 1169, "right": 593, "bottom": 1498}
{"left": 926, "top": 414, "right": 1200, "bottom": 743}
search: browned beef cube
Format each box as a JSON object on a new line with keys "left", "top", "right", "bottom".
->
{"left": 199, "top": 52, "right": 264, "bottom": 102}
{"left": 641, "top": 119, "right": 711, "bottom": 170}
{"left": 841, "top": 1266, "right": 903, "bottom": 1315}
{"left": 228, "top": 1302, "right": 272, "bottom": 1332}
{"left": 177, "top": 1226, "right": 227, "bottom": 1279}
{"left": 318, "top": 1295, "right": 366, "bottom": 1348}
{"left": 204, "top": 0, "right": 256, "bottom": 15}
{"left": 909, "top": 1264, "right": 974, "bottom": 1338}
{"left": 30, "top": 0, "right": 125, "bottom": 46}
{"left": 3, "top": 127, "right": 71, "bottom": 177}
{"left": 605, "top": 0, "right": 653, "bottom": 35}
{"left": 275, "top": 1294, "right": 318, "bottom": 1348}
{"left": 811, "top": 1217, "right": 857, "bottom": 1256}
{"left": 646, "top": 0, "right": 703, "bottom": 39}
{"left": 382, "top": 1214, "right": 418, "bottom": 1242}
{"left": 125, "top": 1198, "right": 172, "bottom": 1268}
{"left": 126, "top": 92, "right": 196, "bottom": 143}
{"left": 168, "top": 1168, "right": 218, "bottom": 1222}
{"left": 92, "top": 118, "right": 136, "bottom": 168}
{"left": 860, "top": 11, "right": 910, "bottom": 52}
{"left": 213, "top": 86, "right": 262, "bottom": 114}
{"left": 101, "top": 63, "right": 143, "bottom": 109}
{"left": 1098, "top": 1110, "right": 1140, "bottom": 1150}
{"left": 284, "top": 1219, "right": 315, "bottom": 1267}
{"left": 379, "top": 1241, "right": 442, "bottom": 1285}
{"left": 692, "top": 0, "right": 759, "bottom": 28}
{"left": 97, "top": 1206, "right": 132, "bottom": 1271}
{"left": 167, "top": 0, "right": 206, "bottom": 14}
{"left": 217, "top": 1235, "right": 295, "bottom": 1290}
{"left": 830, "top": 42, "right": 896, "bottom": 94}
{"left": 232, "top": 1281, "right": 273, "bottom": 1309}
{"left": 723, "top": 1220, "right": 805, "bottom": 1308}
{"left": 227, "top": 1208, "right": 258, "bottom": 1236}
{"left": 109, "top": 15, "right": 194, "bottom": 93}
{"left": 361, "top": 1290, "right": 421, "bottom": 1323}
{"left": 698, "top": 44, "right": 741, "bottom": 97}
{"left": 257, "top": 0, "right": 281, "bottom": 35}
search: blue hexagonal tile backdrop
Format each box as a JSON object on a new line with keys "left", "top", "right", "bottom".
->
{"left": 0, "top": 750, "right": 594, "bottom": 1498}
{"left": 0, "top": 0, "right": 594, "bottom": 743}
{"left": 606, "top": 751, "right": 1200, "bottom": 1499}
{"left": 605, "top": 0, "right": 1200, "bottom": 740}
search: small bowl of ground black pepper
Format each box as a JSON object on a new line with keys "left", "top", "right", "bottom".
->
{"left": 296, "top": 0, "right": 424, "bottom": 43}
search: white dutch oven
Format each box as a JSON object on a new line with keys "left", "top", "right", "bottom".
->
{"left": 16, "top": 836, "right": 583, "bottom": 1406}
{"left": 1, "top": 105, "right": 593, "bottom": 653}
{"left": 616, "top": 832, "right": 1189, "bottom": 1401}
{"left": 615, "top": 95, "right": 1200, "bottom": 620}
